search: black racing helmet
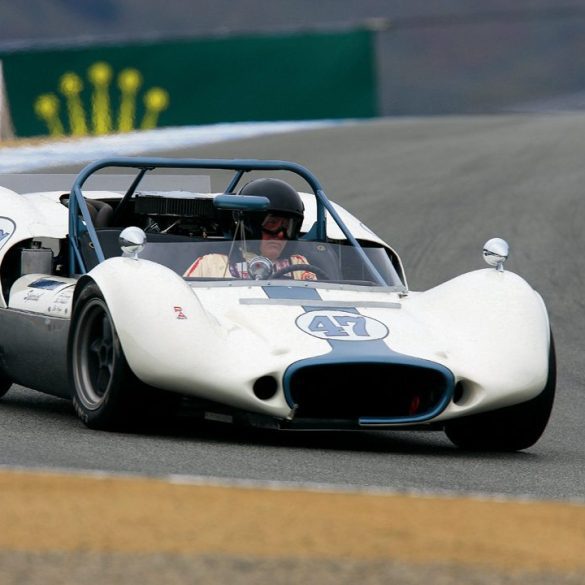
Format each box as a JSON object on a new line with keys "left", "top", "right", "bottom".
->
{"left": 239, "top": 178, "right": 305, "bottom": 239}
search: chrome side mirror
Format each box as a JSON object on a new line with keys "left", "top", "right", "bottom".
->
{"left": 483, "top": 238, "right": 509, "bottom": 272}
{"left": 119, "top": 226, "right": 146, "bottom": 260}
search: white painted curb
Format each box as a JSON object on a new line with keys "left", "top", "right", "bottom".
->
{"left": 0, "top": 120, "right": 339, "bottom": 172}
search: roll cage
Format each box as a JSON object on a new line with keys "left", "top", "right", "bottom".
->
{"left": 68, "top": 157, "right": 387, "bottom": 286}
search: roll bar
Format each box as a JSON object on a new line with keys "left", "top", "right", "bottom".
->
{"left": 68, "top": 157, "right": 386, "bottom": 285}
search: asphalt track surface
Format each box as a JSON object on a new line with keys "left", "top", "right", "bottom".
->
{"left": 1, "top": 113, "right": 583, "bottom": 500}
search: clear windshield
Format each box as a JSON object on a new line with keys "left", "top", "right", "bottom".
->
{"left": 133, "top": 238, "right": 404, "bottom": 287}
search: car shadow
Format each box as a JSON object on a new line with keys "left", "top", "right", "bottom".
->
{"left": 153, "top": 412, "right": 535, "bottom": 460}
{"left": 1, "top": 387, "right": 537, "bottom": 460}
{"left": 0, "top": 387, "right": 74, "bottom": 418}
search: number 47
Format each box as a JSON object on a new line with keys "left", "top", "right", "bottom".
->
{"left": 308, "top": 315, "right": 368, "bottom": 337}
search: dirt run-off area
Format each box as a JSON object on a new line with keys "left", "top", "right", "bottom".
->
{"left": 0, "top": 470, "right": 583, "bottom": 584}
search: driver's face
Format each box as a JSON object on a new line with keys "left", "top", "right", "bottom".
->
{"left": 260, "top": 215, "right": 288, "bottom": 260}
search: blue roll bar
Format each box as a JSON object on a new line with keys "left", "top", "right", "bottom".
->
{"left": 68, "top": 157, "right": 386, "bottom": 285}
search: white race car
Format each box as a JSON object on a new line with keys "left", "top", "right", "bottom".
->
{"left": 0, "top": 157, "right": 555, "bottom": 451}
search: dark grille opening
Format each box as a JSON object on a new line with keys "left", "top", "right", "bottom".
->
{"left": 288, "top": 363, "right": 449, "bottom": 420}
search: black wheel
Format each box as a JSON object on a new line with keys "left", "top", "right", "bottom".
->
{"left": 69, "top": 282, "right": 168, "bottom": 430}
{"left": 271, "top": 263, "right": 330, "bottom": 280}
{"left": 445, "top": 334, "right": 556, "bottom": 452}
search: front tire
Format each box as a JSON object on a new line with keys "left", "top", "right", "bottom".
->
{"left": 445, "top": 335, "right": 556, "bottom": 452}
{"left": 69, "top": 283, "right": 149, "bottom": 430}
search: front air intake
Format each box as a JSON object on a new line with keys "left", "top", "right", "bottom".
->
{"left": 286, "top": 363, "right": 451, "bottom": 422}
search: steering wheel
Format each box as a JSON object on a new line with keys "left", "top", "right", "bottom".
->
{"left": 271, "top": 263, "right": 330, "bottom": 280}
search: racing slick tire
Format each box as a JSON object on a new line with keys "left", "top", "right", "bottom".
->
{"left": 445, "top": 334, "right": 556, "bottom": 452}
{"left": 68, "top": 282, "right": 173, "bottom": 430}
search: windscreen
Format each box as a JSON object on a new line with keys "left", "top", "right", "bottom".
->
{"left": 131, "top": 238, "right": 404, "bottom": 287}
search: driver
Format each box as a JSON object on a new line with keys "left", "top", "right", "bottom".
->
{"left": 184, "top": 178, "right": 317, "bottom": 280}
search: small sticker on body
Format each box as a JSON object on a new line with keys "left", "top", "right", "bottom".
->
{"left": 174, "top": 306, "right": 187, "bottom": 319}
{"left": 0, "top": 218, "right": 15, "bottom": 251}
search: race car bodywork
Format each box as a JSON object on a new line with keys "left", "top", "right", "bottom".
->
{"left": 0, "top": 157, "right": 555, "bottom": 451}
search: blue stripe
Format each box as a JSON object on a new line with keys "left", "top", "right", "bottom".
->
{"left": 302, "top": 305, "right": 392, "bottom": 358}
{"left": 262, "top": 285, "right": 454, "bottom": 424}
{"left": 262, "top": 286, "right": 321, "bottom": 300}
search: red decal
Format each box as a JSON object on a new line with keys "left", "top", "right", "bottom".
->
{"left": 174, "top": 306, "right": 187, "bottom": 320}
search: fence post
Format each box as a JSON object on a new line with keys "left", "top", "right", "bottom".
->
{"left": 0, "top": 61, "right": 15, "bottom": 141}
